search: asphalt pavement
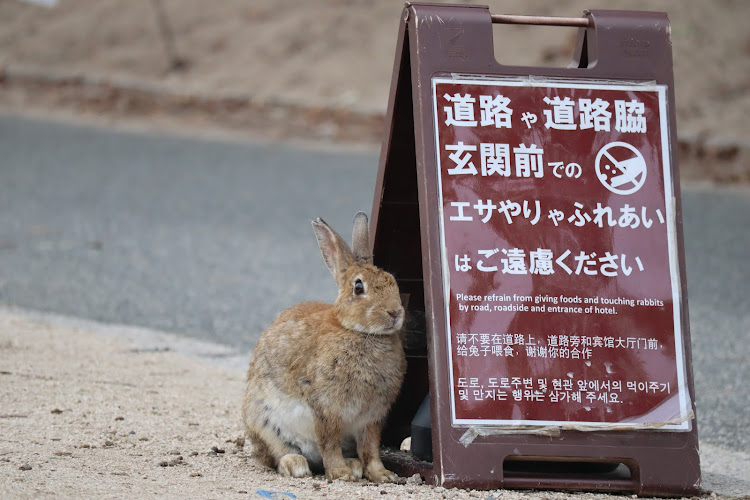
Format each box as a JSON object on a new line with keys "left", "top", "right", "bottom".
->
{"left": 0, "top": 113, "right": 748, "bottom": 459}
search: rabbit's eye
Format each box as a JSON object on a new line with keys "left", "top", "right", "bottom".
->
{"left": 354, "top": 279, "right": 366, "bottom": 296}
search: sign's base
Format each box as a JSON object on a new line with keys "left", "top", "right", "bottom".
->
{"left": 383, "top": 447, "right": 695, "bottom": 496}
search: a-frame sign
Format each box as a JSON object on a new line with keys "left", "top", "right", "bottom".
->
{"left": 370, "top": 3, "right": 700, "bottom": 496}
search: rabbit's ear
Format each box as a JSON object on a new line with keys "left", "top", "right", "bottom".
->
{"left": 352, "top": 211, "right": 373, "bottom": 264}
{"left": 312, "top": 218, "right": 355, "bottom": 277}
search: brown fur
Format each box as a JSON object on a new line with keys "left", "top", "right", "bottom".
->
{"left": 242, "top": 213, "right": 406, "bottom": 482}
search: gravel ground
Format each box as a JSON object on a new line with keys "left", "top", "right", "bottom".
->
{"left": 3, "top": 309, "right": 743, "bottom": 499}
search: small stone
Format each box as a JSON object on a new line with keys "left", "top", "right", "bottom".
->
{"left": 139, "top": 436, "right": 149, "bottom": 441}
{"left": 104, "top": 440, "right": 114, "bottom": 447}
{"left": 406, "top": 473, "right": 423, "bottom": 485}
{"left": 380, "top": 490, "right": 388, "bottom": 495}
{"left": 226, "top": 436, "right": 246, "bottom": 448}
{"left": 400, "top": 436, "right": 411, "bottom": 452}
{"left": 114, "top": 416, "right": 125, "bottom": 421}
{"left": 169, "top": 450, "right": 181, "bottom": 455}
{"left": 190, "top": 451, "right": 199, "bottom": 456}
{"left": 190, "top": 472, "right": 202, "bottom": 477}
{"left": 50, "top": 409, "right": 63, "bottom": 414}
{"left": 211, "top": 446, "right": 225, "bottom": 454}
{"left": 19, "top": 464, "right": 32, "bottom": 471}
{"left": 158, "top": 455, "right": 183, "bottom": 467}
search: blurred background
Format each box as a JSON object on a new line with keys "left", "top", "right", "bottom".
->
{"left": 1, "top": 0, "right": 749, "bottom": 179}
{"left": 1, "top": 0, "right": 749, "bottom": 461}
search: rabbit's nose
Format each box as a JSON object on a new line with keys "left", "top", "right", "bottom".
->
{"left": 387, "top": 310, "right": 401, "bottom": 319}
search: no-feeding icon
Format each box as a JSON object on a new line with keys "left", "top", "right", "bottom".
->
{"left": 596, "top": 141, "right": 648, "bottom": 195}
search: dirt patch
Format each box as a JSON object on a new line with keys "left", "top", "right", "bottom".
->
{"left": 0, "top": 310, "right": 702, "bottom": 499}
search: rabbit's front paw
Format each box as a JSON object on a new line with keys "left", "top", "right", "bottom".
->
{"left": 365, "top": 465, "right": 398, "bottom": 483}
{"left": 326, "top": 464, "right": 359, "bottom": 481}
{"left": 345, "top": 458, "right": 364, "bottom": 479}
{"left": 278, "top": 454, "right": 312, "bottom": 478}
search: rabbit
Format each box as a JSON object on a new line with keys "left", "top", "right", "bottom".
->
{"left": 242, "top": 212, "right": 406, "bottom": 483}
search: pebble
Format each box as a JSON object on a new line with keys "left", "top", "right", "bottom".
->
{"left": 158, "top": 456, "right": 184, "bottom": 467}
{"left": 405, "top": 473, "right": 423, "bottom": 485}
{"left": 400, "top": 436, "right": 412, "bottom": 452}
{"left": 19, "top": 464, "right": 32, "bottom": 471}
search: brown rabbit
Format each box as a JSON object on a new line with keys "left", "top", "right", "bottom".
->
{"left": 242, "top": 212, "right": 406, "bottom": 482}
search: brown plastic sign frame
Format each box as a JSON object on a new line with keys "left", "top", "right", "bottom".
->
{"left": 370, "top": 3, "right": 700, "bottom": 496}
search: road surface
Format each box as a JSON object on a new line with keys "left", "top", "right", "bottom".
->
{"left": 0, "top": 113, "right": 748, "bottom": 458}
